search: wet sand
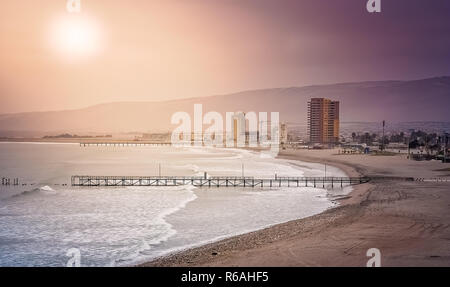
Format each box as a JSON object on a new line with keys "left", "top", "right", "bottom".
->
{"left": 140, "top": 149, "right": 450, "bottom": 267}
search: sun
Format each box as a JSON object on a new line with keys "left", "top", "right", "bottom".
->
{"left": 49, "top": 15, "right": 102, "bottom": 59}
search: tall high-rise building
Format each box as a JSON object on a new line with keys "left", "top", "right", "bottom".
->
{"left": 307, "top": 98, "right": 340, "bottom": 144}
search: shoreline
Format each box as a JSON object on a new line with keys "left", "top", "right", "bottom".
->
{"left": 131, "top": 148, "right": 349, "bottom": 267}
{"left": 138, "top": 149, "right": 367, "bottom": 267}
{"left": 139, "top": 149, "right": 450, "bottom": 267}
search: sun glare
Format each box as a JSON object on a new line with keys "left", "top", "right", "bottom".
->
{"left": 50, "top": 15, "right": 102, "bottom": 59}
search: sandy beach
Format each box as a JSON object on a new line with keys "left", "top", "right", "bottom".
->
{"left": 140, "top": 149, "right": 450, "bottom": 267}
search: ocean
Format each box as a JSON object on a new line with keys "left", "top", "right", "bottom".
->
{"left": 0, "top": 143, "right": 350, "bottom": 266}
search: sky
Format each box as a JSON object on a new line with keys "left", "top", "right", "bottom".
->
{"left": 1, "top": 0, "right": 450, "bottom": 114}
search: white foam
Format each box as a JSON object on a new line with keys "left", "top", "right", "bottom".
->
{"left": 0, "top": 143, "right": 350, "bottom": 266}
{"left": 39, "top": 185, "right": 55, "bottom": 192}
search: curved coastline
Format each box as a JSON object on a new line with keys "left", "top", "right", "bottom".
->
{"left": 129, "top": 147, "right": 348, "bottom": 266}
{"left": 139, "top": 148, "right": 450, "bottom": 267}
{"left": 138, "top": 149, "right": 364, "bottom": 267}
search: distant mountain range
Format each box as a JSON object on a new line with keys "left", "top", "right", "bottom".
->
{"left": 1, "top": 76, "right": 449, "bottom": 137}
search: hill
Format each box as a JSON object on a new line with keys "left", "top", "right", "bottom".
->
{"left": 0, "top": 76, "right": 449, "bottom": 136}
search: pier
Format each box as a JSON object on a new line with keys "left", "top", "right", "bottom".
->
{"left": 71, "top": 175, "right": 370, "bottom": 188}
{"left": 1, "top": 177, "right": 20, "bottom": 186}
{"left": 80, "top": 142, "right": 172, "bottom": 147}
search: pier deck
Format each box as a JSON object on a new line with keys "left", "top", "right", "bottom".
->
{"left": 80, "top": 142, "right": 172, "bottom": 147}
{"left": 71, "top": 175, "right": 370, "bottom": 188}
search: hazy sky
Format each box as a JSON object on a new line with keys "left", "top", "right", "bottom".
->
{"left": 1, "top": 0, "right": 449, "bottom": 114}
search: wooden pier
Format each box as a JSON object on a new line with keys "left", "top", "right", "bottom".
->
{"left": 1, "top": 177, "right": 20, "bottom": 186}
{"left": 71, "top": 175, "right": 370, "bottom": 188}
{"left": 80, "top": 142, "right": 172, "bottom": 147}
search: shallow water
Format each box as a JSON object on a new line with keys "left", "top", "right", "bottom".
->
{"left": 0, "top": 143, "right": 350, "bottom": 266}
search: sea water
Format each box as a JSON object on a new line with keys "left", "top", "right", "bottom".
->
{"left": 0, "top": 143, "right": 350, "bottom": 266}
